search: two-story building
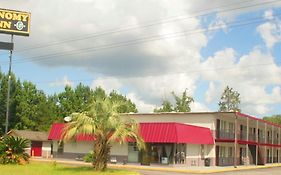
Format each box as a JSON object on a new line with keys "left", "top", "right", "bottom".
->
{"left": 48, "top": 112, "right": 281, "bottom": 166}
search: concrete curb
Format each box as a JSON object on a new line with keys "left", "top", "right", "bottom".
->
{"left": 30, "top": 158, "right": 281, "bottom": 174}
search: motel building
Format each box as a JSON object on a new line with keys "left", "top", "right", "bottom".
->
{"left": 48, "top": 112, "right": 281, "bottom": 166}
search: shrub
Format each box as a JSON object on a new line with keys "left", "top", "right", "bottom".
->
{"left": 83, "top": 151, "right": 94, "bottom": 163}
{"left": 0, "top": 136, "right": 30, "bottom": 164}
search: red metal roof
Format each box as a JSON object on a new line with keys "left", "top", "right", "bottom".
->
{"left": 48, "top": 123, "right": 95, "bottom": 141}
{"left": 237, "top": 112, "right": 281, "bottom": 129}
{"left": 48, "top": 122, "right": 214, "bottom": 144}
{"left": 48, "top": 123, "right": 64, "bottom": 140}
{"left": 139, "top": 122, "right": 214, "bottom": 144}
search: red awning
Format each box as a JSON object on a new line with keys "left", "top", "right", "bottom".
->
{"left": 48, "top": 122, "right": 214, "bottom": 144}
{"left": 48, "top": 123, "right": 64, "bottom": 140}
{"left": 139, "top": 122, "right": 214, "bottom": 144}
{"left": 48, "top": 123, "right": 95, "bottom": 141}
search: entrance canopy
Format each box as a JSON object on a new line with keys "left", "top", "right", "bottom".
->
{"left": 48, "top": 122, "right": 214, "bottom": 144}
{"left": 140, "top": 122, "right": 214, "bottom": 144}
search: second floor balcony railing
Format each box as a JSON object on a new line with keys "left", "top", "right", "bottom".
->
{"left": 216, "top": 130, "right": 281, "bottom": 144}
{"left": 239, "top": 132, "right": 247, "bottom": 141}
{"left": 258, "top": 136, "right": 266, "bottom": 143}
{"left": 216, "top": 130, "right": 235, "bottom": 140}
{"left": 273, "top": 138, "right": 279, "bottom": 144}
{"left": 267, "top": 137, "right": 272, "bottom": 144}
{"left": 248, "top": 133, "right": 256, "bottom": 142}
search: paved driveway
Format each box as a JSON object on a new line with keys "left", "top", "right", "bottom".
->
{"left": 137, "top": 166, "right": 281, "bottom": 175}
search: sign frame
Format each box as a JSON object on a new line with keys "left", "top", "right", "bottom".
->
{"left": 0, "top": 8, "right": 31, "bottom": 36}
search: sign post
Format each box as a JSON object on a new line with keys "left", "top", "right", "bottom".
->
{"left": 5, "top": 35, "right": 13, "bottom": 134}
{"left": 0, "top": 8, "right": 30, "bottom": 133}
{"left": 0, "top": 41, "right": 14, "bottom": 50}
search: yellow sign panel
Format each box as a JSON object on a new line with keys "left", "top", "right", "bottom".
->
{"left": 0, "top": 8, "right": 31, "bottom": 36}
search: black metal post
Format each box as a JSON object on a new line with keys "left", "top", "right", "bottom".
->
{"left": 5, "top": 34, "right": 14, "bottom": 134}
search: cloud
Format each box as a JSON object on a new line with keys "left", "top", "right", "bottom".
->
{"left": 205, "top": 81, "right": 219, "bottom": 103}
{"left": 91, "top": 77, "right": 122, "bottom": 93}
{"left": 0, "top": 0, "right": 210, "bottom": 78}
{"left": 49, "top": 76, "right": 73, "bottom": 87}
{"left": 200, "top": 47, "right": 281, "bottom": 115}
{"left": 190, "top": 101, "right": 210, "bottom": 112}
{"left": 1, "top": 1, "right": 281, "bottom": 117}
{"left": 264, "top": 9, "right": 274, "bottom": 20}
{"left": 257, "top": 10, "right": 281, "bottom": 49}
{"left": 127, "top": 92, "right": 155, "bottom": 113}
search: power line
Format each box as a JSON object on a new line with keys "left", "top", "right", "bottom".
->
{"left": 1, "top": 0, "right": 279, "bottom": 56}
{"left": 1, "top": 13, "right": 279, "bottom": 65}
{"left": 26, "top": 60, "right": 281, "bottom": 84}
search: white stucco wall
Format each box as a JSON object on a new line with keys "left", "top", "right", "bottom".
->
{"left": 129, "top": 113, "right": 216, "bottom": 130}
{"left": 64, "top": 142, "right": 92, "bottom": 154}
{"left": 186, "top": 144, "right": 200, "bottom": 158}
{"left": 110, "top": 142, "right": 128, "bottom": 156}
{"left": 42, "top": 141, "right": 51, "bottom": 158}
{"left": 53, "top": 141, "right": 92, "bottom": 154}
{"left": 53, "top": 141, "right": 127, "bottom": 156}
{"left": 43, "top": 141, "right": 51, "bottom": 151}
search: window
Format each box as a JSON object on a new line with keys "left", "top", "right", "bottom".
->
{"left": 220, "top": 147, "right": 226, "bottom": 158}
{"left": 128, "top": 142, "right": 139, "bottom": 151}
{"left": 221, "top": 121, "right": 227, "bottom": 131}
{"left": 228, "top": 147, "right": 233, "bottom": 157}
{"left": 229, "top": 123, "right": 234, "bottom": 133}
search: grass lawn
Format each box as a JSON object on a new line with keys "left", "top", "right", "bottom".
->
{"left": 0, "top": 162, "right": 139, "bottom": 175}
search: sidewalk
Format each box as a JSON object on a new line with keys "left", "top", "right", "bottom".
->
{"left": 30, "top": 158, "right": 281, "bottom": 174}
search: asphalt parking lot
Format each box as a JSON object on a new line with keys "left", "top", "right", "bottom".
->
{"left": 137, "top": 166, "right": 281, "bottom": 175}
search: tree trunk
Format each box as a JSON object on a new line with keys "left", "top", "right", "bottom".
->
{"left": 92, "top": 139, "right": 110, "bottom": 171}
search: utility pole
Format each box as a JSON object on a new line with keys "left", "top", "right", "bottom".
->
{"left": 5, "top": 34, "right": 14, "bottom": 134}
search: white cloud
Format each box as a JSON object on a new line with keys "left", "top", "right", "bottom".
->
{"left": 1, "top": 1, "right": 281, "bottom": 117}
{"left": 257, "top": 10, "right": 281, "bottom": 49}
{"left": 49, "top": 76, "right": 73, "bottom": 87}
{"left": 200, "top": 47, "right": 281, "bottom": 115}
{"left": 127, "top": 92, "right": 155, "bottom": 113}
{"left": 205, "top": 81, "right": 219, "bottom": 103}
{"left": 190, "top": 102, "right": 210, "bottom": 112}
{"left": 264, "top": 9, "right": 273, "bottom": 20}
{"left": 92, "top": 77, "right": 122, "bottom": 93}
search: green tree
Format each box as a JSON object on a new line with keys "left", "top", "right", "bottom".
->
{"left": 93, "top": 86, "right": 107, "bottom": 101}
{"left": 154, "top": 89, "right": 194, "bottom": 112}
{"left": 154, "top": 100, "right": 173, "bottom": 112}
{"left": 218, "top": 86, "right": 241, "bottom": 112}
{"left": 63, "top": 97, "right": 144, "bottom": 171}
{"left": 57, "top": 86, "right": 77, "bottom": 117}
{"left": 172, "top": 89, "right": 194, "bottom": 112}
{"left": 109, "top": 90, "right": 137, "bottom": 113}
{"left": 14, "top": 81, "right": 55, "bottom": 131}
{"left": 263, "top": 115, "right": 281, "bottom": 125}
{"left": 0, "top": 72, "right": 20, "bottom": 135}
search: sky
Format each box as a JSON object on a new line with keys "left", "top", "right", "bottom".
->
{"left": 1, "top": 0, "right": 281, "bottom": 117}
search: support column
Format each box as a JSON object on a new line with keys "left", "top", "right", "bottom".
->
{"left": 246, "top": 117, "right": 249, "bottom": 165}
{"left": 256, "top": 120, "right": 258, "bottom": 165}
{"left": 277, "top": 127, "right": 281, "bottom": 163}
{"left": 265, "top": 123, "right": 267, "bottom": 164}
{"left": 271, "top": 125, "right": 274, "bottom": 163}
{"left": 234, "top": 115, "right": 238, "bottom": 168}
{"left": 5, "top": 34, "right": 14, "bottom": 134}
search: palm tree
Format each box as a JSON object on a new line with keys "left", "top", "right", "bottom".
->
{"left": 62, "top": 97, "right": 144, "bottom": 171}
{"left": 0, "top": 136, "right": 30, "bottom": 164}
